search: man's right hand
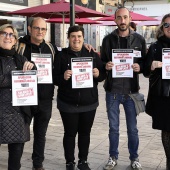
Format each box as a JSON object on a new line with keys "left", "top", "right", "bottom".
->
{"left": 106, "top": 61, "right": 114, "bottom": 70}
{"left": 64, "top": 70, "right": 72, "bottom": 80}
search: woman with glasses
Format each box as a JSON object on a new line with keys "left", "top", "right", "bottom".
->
{"left": 143, "top": 13, "right": 170, "bottom": 170}
{"left": 0, "top": 24, "right": 36, "bottom": 170}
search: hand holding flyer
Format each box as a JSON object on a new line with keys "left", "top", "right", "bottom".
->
{"left": 12, "top": 70, "right": 38, "bottom": 106}
{"left": 71, "top": 57, "right": 93, "bottom": 88}
{"left": 112, "top": 49, "right": 134, "bottom": 78}
{"left": 31, "top": 53, "right": 53, "bottom": 84}
{"left": 162, "top": 48, "right": 170, "bottom": 79}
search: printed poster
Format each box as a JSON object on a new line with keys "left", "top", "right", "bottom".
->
{"left": 12, "top": 70, "right": 38, "bottom": 106}
{"left": 31, "top": 53, "right": 52, "bottom": 84}
{"left": 112, "top": 49, "right": 134, "bottom": 78}
{"left": 162, "top": 48, "right": 170, "bottom": 79}
{"left": 71, "top": 57, "right": 93, "bottom": 88}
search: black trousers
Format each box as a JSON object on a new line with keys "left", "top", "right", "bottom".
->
{"left": 8, "top": 143, "right": 24, "bottom": 170}
{"left": 60, "top": 109, "right": 96, "bottom": 163}
{"left": 32, "top": 99, "right": 52, "bottom": 168}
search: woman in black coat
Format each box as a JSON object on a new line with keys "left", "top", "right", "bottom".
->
{"left": 0, "top": 24, "right": 36, "bottom": 170}
{"left": 143, "top": 13, "right": 170, "bottom": 170}
{"left": 53, "top": 25, "right": 106, "bottom": 170}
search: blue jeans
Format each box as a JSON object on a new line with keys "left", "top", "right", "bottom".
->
{"left": 106, "top": 92, "right": 139, "bottom": 161}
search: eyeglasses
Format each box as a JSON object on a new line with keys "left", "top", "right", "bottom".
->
{"left": 0, "top": 31, "right": 16, "bottom": 39}
{"left": 32, "top": 26, "right": 47, "bottom": 32}
{"left": 163, "top": 23, "right": 170, "bottom": 28}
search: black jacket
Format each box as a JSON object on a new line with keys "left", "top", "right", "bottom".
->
{"left": 19, "top": 35, "right": 59, "bottom": 100}
{"left": 144, "top": 36, "right": 170, "bottom": 96}
{"left": 101, "top": 29, "right": 146, "bottom": 93}
{"left": 0, "top": 53, "right": 36, "bottom": 144}
{"left": 53, "top": 46, "right": 106, "bottom": 106}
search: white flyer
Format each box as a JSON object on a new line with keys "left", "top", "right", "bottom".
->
{"left": 162, "top": 48, "right": 170, "bottom": 79}
{"left": 12, "top": 70, "right": 38, "bottom": 106}
{"left": 112, "top": 49, "right": 134, "bottom": 78}
{"left": 71, "top": 57, "right": 93, "bottom": 88}
{"left": 31, "top": 53, "right": 52, "bottom": 84}
{"left": 133, "top": 50, "right": 141, "bottom": 58}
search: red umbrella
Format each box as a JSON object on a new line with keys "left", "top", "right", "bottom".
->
{"left": 137, "top": 20, "right": 161, "bottom": 26}
{"left": 46, "top": 18, "right": 100, "bottom": 25}
{"left": 99, "top": 21, "right": 140, "bottom": 26}
{"left": 137, "top": 16, "right": 162, "bottom": 26}
{"left": 7, "top": 0, "right": 109, "bottom": 47}
{"left": 99, "top": 21, "right": 117, "bottom": 26}
{"left": 96, "top": 12, "right": 157, "bottom": 21}
{"left": 46, "top": 18, "right": 100, "bottom": 47}
{"left": 7, "top": 0, "right": 109, "bottom": 19}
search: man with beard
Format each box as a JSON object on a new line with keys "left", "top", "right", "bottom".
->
{"left": 101, "top": 6, "right": 146, "bottom": 170}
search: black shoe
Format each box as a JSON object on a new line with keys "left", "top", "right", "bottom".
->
{"left": 166, "top": 159, "right": 170, "bottom": 170}
{"left": 32, "top": 168, "right": 45, "bottom": 170}
{"left": 66, "top": 162, "right": 75, "bottom": 170}
{"left": 77, "top": 160, "right": 91, "bottom": 170}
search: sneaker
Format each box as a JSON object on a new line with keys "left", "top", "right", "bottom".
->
{"left": 77, "top": 160, "right": 91, "bottom": 170}
{"left": 103, "top": 157, "right": 117, "bottom": 170}
{"left": 66, "top": 162, "right": 75, "bottom": 170}
{"left": 131, "top": 159, "right": 142, "bottom": 169}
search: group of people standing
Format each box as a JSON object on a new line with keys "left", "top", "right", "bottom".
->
{"left": 0, "top": 5, "right": 170, "bottom": 170}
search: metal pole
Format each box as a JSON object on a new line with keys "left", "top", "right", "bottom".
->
{"left": 50, "top": 0, "right": 55, "bottom": 44}
{"left": 70, "top": 0, "right": 75, "bottom": 26}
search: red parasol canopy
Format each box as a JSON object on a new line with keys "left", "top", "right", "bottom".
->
{"left": 46, "top": 18, "right": 100, "bottom": 25}
{"left": 96, "top": 12, "right": 157, "bottom": 21}
{"left": 7, "top": 0, "right": 109, "bottom": 19}
{"left": 7, "top": 0, "right": 109, "bottom": 47}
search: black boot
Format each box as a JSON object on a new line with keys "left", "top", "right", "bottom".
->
{"left": 66, "top": 162, "right": 75, "bottom": 170}
{"left": 77, "top": 160, "right": 91, "bottom": 170}
{"left": 167, "top": 159, "right": 170, "bottom": 170}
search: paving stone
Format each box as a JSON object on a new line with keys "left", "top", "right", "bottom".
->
{"left": 0, "top": 75, "right": 167, "bottom": 170}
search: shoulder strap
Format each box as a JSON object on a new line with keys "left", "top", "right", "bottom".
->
{"left": 17, "top": 43, "right": 26, "bottom": 56}
{"left": 17, "top": 41, "right": 55, "bottom": 61}
{"left": 45, "top": 42, "right": 55, "bottom": 62}
{"left": 14, "top": 53, "right": 26, "bottom": 70}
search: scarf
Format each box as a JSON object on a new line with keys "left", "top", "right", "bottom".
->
{"left": 0, "top": 47, "right": 16, "bottom": 57}
{"left": 158, "top": 35, "right": 170, "bottom": 48}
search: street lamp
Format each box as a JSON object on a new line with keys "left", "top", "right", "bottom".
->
{"left": 122, "top": 0, "right": 134, "bottom": 7}
{"left": 81, "top": 0, "right": 89, "bottom": 7}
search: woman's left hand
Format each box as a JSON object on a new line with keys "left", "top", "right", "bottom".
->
{"left": 84, "top": 43, "right": 96, "bottom": 52}
{"left": 93, "top": 68, "right": 99, "bottom": 78}
{"left": 132, "top": 63, "right": 140, "bottom": 72}
{"left": 23, "top": 61, "right": 34, "bottom": 72}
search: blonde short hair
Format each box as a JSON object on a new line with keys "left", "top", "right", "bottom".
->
{"left": 0, "top": 24, "right": 18, "bottom": 39}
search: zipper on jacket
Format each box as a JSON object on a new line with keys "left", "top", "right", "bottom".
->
{"left": 39, "top": 47, "right": 42, "bottom": 55}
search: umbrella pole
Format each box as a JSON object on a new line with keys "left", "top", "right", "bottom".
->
{"left": 62, "top": 15, "right": 65, "bottom": 48}
{"left": 70, "top": 0, "right": 75, "bottom": 26}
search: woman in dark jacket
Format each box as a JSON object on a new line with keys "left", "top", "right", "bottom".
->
{"left": 143, "top": 13, "right": 170, "bottom": 170}
{"left": 53, "top": 25, "right": 106, "bottom": 170}
{"left": 0, "top": 24, "right": 36, "bottom": 170}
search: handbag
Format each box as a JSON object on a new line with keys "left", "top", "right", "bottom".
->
{"left": 129, "top": 93, "right": 145, "bottom": 115}
{"left": 145, "top": 89, "right": 152, "bottom": 116}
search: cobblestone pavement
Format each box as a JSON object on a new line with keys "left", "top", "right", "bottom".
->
{"left": 0, "top": 75, "right": 166, "bottom": 170}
